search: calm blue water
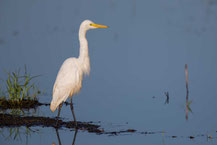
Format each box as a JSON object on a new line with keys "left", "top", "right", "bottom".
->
{"left": 0, "top": 0, "right": 217, "bottom": 145}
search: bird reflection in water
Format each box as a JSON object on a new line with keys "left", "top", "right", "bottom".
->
{"left": 52, "top": 129, "right": 78, "bottom": 145}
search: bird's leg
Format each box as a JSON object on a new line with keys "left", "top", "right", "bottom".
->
{"left": 56, "top": 103, "right": 63, "bottom": 127}
{"left": 57, "top": 103, "right": 63, "bottom": 118}
{"left": 70, "top": 96, "right": 77, "bottom": 127}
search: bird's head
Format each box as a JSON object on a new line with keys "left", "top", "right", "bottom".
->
{"left": 81, "top": 20, "right": 108, "bottom": 30}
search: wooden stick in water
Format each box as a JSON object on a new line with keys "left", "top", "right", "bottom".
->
{"left": 185, "top": 64, "right": 189, "bottom": 120}
{"left": 185, "top": 64, "right": 189, "bottom": 100}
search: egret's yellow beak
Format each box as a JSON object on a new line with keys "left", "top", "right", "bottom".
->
{"left": 90, "top": 23, "right": 109, "bottom": 28}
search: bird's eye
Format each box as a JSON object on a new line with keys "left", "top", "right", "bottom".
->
{"left": 90, "top": 24, "right": 93, "bottom": 26}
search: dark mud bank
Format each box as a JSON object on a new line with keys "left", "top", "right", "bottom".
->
{"left": 0, "top": 113, "right": 143, "bottom": 135}
{"left": 0, "top": 113, "right": 102, "bottom": 133}
{"left": 0, "top": 99, "right": 49, "bottom": 110}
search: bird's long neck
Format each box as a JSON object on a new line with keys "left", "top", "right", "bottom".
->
{"left": 78, "top": 26, "right": 90, "bottom": 75}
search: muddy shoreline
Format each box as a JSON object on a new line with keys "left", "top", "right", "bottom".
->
{"left": 0, "top": 113, "right": 103, "bottom": 133}
{"left": 0, "top": 113, "right": 141, "bottom": 135}
{"left": 0, "top": 99, "right": 72, "bottom": 110}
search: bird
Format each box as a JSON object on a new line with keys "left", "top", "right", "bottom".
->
{"left": 50, "top": 20, "right": 108, "bottom": 126}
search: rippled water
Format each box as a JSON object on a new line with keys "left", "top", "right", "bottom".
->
{"left": 0, "top": 0, "right": 217, "bottom": 145}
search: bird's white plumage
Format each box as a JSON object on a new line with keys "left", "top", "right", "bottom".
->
{"left": 50, "top": 20, "right": 108, "bottom": 113}
{"left": 50, "top": 58, "right": 83, "bottom": 112}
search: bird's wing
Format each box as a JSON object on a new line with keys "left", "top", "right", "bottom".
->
{"left": 51, "top": 58, "right": 82, "bottom": 109}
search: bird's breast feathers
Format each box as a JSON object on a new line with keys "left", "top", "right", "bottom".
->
{"left": 52, "top": 58, "right": 83, "bottom": 99}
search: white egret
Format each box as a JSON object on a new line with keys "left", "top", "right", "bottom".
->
{"left": 50, "top": 20, "right": 108, "bottom": 125}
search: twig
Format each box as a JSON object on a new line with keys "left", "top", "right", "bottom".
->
{"left": 185, "top": 64, "right": 189, "bottom": 120}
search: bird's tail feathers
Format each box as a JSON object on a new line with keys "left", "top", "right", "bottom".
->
{"left": 50, "top": 94, "right": 68, "bottom": 112}
{"left": 50, "top": 101, "right": 57, "bottom": 112}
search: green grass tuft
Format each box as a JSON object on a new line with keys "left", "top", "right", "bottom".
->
{"left": 1, "top": 66, "right": 41, "bottom": 102}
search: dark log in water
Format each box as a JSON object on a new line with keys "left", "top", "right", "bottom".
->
{"left": 0, "top": 113, "right": 103, "bottom": 133}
